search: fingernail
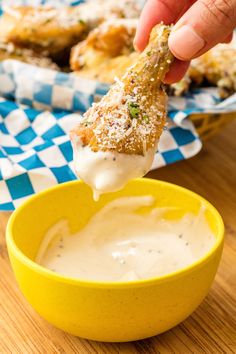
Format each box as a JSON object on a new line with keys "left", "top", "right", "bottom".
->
{"left": 133, "top": 41, "right": 139, "bottom": 52}
{"left": 168, "top": 25, "right": 205, "bottom": 60}
{"left": 133, "top": 38, "right": 141, "bottom": 53}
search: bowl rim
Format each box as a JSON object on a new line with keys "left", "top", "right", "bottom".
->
{"left": 6, "top": 179, "right": 224, "bottom": 289}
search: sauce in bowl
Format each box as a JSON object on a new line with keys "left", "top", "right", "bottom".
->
{"left": 36, "top": 196, "right": 215, "bottom": 282}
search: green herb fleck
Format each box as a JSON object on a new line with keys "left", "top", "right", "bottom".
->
{"left": 128, "top": 102, "right": 140, "bottom": 119}
{"left": 147, "top": 51, "right": 152, "bottom": 57}
{"left": 143, "top": 115, "right": 149, "bottom": 123}
{"left": 44, "top": 18, "right": 52, "bottom": 24}
{"left": 78, "top": 19, "right": 86, "bottom": 25}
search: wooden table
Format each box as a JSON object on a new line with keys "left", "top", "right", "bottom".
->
{"left": 1, "top": 121, "right": 236, "bottom": 354}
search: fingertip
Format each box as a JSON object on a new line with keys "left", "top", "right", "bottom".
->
{"left": 222, "top": 32, "right": 233, "bottom": 44}
{"left": 164, "top": 59, "right": 190, "bottom": 84}
{"left": 168, "top": 26, "right": 206, "bottom": 61}
{"left": 168, "top": 35, "right": 184, "bottom": 61}
{"left": 133, "top": 34, "right": 147, "bottom": 52}
{"left": 134, "top": 0, "right": 184, "bottom": 53}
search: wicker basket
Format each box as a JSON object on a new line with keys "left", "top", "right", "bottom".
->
{"left": 189, "top": 111, "right": 236, "bottom": 140}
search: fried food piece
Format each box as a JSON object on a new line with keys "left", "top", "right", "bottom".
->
{"left": 167, "top": 76, "right": 191, "bottom": 97}
{"left": 75, "top": 52, "right": 138, "bottom": 83}
{"left": 71, "top": 18, "right": 138, "bottom": 84}
{"left": 194, "top": 41, "right": 236, "bottom": 98}
{"left": 0, "top": 6, "right": 88, "bottom": 56}
{"left": 79, "top": 0, "right": 141, "bottom": 23}
{"left": 169, "top": 40, "right": 236, "bottom": 97}
{"left": 70, "top": 24, "right": 173, "bottom": 198}
{"left": 0, "top": 42, "right": 59, "bottom": 70}
{"left": 70, "top": 19, "right": 137, "bottom": 72}
{"left": 0, "top": 1, "right": 141, "bottom": 57}
{"left": 73, "top": 39, "right": 236, "bottom": 98}
{"left": 168, "top": 62, "right": 204, "bottom": 96}
{"left": 71, "top": 24, "right": 173, "bottom": 155}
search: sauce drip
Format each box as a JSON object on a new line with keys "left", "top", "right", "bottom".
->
{"left": 72, "top": 139, "right": 156, "bottom": 201}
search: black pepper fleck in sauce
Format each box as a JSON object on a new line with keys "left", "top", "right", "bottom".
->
{"left": 113, "top": 157, "right": 116, "bottom": 161}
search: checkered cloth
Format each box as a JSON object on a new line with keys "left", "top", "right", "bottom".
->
{"left": 0, "top": 2, "right": 236, "bottom": 211}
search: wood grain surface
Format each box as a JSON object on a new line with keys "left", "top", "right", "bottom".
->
{"left": 0, "top": 121, "right": 236, "bottom": 354}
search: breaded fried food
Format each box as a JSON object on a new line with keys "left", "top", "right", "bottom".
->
{"left": 71, "top": 15, "right": 236, "bottom": 99}
{"left": 0, "top": 0, "right": 141, "bottom": 57}
{"left": 70, "top": 24, "right": 173, "bottom": 198}
{"left": 0, "top": 42, "right": 59, "bottom": 70}
{"left": 194, "top": 41, "right": 236, "bottom": 98}
{"left": 169, "top": 39, "right": 236, "bottom": 97}
{"left": 70, "top": 19, "right": 137, "bottom": 72}
{"left": 70, "top": 18, "right": 205, "bottom": 94}
{"left": 75, "top": 52, "right": 138, "bottom": 83}
{"left": 71, "top": 24, "right": 173, "bottom": 155}
{"left": 0, "top": 6, "right": 88, "bottom": 56}
{"left": 168, "top": 63, "right": 204, "bottom": 96}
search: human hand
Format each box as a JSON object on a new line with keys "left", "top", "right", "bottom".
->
{"left": 134, "top": 0, "right": 236, "bottom": 83}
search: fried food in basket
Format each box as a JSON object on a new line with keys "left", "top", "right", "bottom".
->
{"left": 169, "top": 39, "right": 236, "bottom": 97}
{"left": 0, "top": 0, "right": 141, "bottom": 57}
{"left": 69, "top": 19, "right": 203, "bottom": 93}
{"left": 70, "top": 19, "right": 138, "bottom": 72}
{"left": 194, "top": 41, "right": 236, "bottom": 98}
{"left": 0, "top": 6, "right": 87, "bottom": 57}
{"left": 70, "top": 13, "right": 236, "bottom": 99}
{"left": 71, "top": 24, "right": 173, "bottom": 155}
{"left": 0, "top": 42, "right": 59, "bottom": 70}
{"left": 167, "top": 63, "right": 204, "bottom": 96}
{"left": 70, "top": 17, "right": 205, "bottom": 90}
{"left": 75, "top": 52, "right": 139, "bottom": 83}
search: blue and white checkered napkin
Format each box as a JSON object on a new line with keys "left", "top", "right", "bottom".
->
{"left": 0, "top": 27, "right": 236, "bottom": 211}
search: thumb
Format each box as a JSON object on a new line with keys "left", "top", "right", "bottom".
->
{"left": 168, "top": 0, "right": 236, "bottom": 61}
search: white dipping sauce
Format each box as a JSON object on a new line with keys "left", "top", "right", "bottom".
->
{"left": 36, "top": 196, "right": 216, "bottom": 282}
{"left": 71, "top": 137, "right": 156, "bottom": 201}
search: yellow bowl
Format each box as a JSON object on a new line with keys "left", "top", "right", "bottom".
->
{"left": 6, "top": 179, "right": 224, "bottom": 342}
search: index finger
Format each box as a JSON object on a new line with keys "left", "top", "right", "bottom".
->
{"left": 134, "top": 0, "right": 194, "bottom": 51}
